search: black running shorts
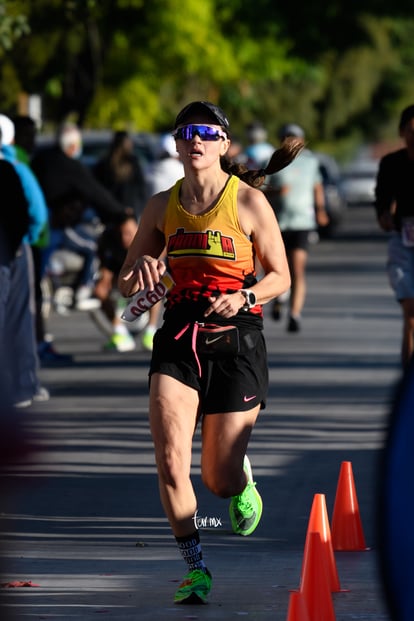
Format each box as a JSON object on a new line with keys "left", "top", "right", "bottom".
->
{"left": 282, "top": 229, "right": 312, "bottom": 251}
{"left": 149, "top": 323, "right": 268, "bottom": 414}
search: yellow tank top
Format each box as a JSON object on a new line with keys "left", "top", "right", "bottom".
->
{"left": 164, "top": 175, "right": 260, "bottom": 315}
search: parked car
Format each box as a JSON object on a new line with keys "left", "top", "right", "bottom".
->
{"left": 83, "top": 129, "right": 160, "bottom": 172}
{"left": 315, "top": 152, "right": 347, "bottom": 237}
{"left": 35, "top": 128, "right": 160, "bottom": 181}
{"left": 339, "top": 159, "right": 379, "bottom": 206}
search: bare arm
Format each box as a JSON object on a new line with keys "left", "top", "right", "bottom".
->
{"left": 375, "top": 157, "right": 396, "bottom": 232}
{"left": 314, "top": 181, "right": 329, "bottom": 227}
{"left": 118, "top": 192, "right": 168, "bottom": 297}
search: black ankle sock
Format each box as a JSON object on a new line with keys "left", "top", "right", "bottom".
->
{"left": 175, "top": 530, "right": 206, "bottom": 572}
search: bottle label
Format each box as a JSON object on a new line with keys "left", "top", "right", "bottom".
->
{"left": 121, "top": 271, "right": 174, "bottom": 322}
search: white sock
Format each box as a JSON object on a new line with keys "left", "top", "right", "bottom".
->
{"left": 114, "top": 324, "right": 129, "bottom": 336}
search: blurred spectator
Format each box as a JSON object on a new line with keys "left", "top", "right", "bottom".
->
{"left": 264, "top": 123, "right": 328, "bottom": 332}
{"left": 31, "top": 122, "right": 131, "bottom": 321}
{"left": 0, "top": 158, "right": 29, "bottom": 345}
{"left": 95, "top": 215, "right": 138, "bottom": 352}
{"left": 222, "top": 134, "right": 247, "bottom": 166}
{"left": 148, "top": 134, "right": 184, "bottom": 195}
{"left": 244, "top": 121, "right": 275, "bottom": 169}
{"left": 13, "top": 114, "right": 36, "bottom": 165}
{"left": 0, "top": 113, "right": 50, "bottom": 407}
{"left": 375, "top": 104, "right": 414, "bottom": 367}
{"left": 12, "top": 115, "right": 68, "bottom": 365}
{"left": 132, "top": 132, "right": 184, "bottom": 351}
{"left": 94, "top": 214, "right": 161, "bottom": 352}
{"left": 0, "top": 139, "right": 40, "bottom": 609}
{"left": 92, "top": 130, "right": 148, "bottom": 220}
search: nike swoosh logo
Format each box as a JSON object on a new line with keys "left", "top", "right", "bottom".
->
{"left": 205, "top": 335, "right": 223, "bottom": 345}
{"left": 243, "top": 395, "right": 257, "bottom": 402}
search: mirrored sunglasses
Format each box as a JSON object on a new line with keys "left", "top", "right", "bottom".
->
{"left": 173, "top": 124, "right": 227, "bottom": 141}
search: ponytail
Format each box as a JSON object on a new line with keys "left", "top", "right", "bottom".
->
{"left": 222, "top": 137, "right": 304, "bottom": 188}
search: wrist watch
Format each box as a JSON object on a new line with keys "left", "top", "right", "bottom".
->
{"left": 240, "top": 289, "right": 257, "bottom": 310}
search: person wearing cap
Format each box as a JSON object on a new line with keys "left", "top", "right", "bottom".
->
{"left": 244, "top": 120, "right": 275, "bottom": 169}
{"left": 118, "top": 101, "right": 302, "bottom": 604}
{"left": 375, "top": 104, "right": 414, "bottom": 367}
{"left": 264, "top": 123, "right": 328, "bottom": 332}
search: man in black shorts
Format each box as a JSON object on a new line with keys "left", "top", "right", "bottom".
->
{"left": 265, "top": 124, "right": 328, "bottom": 332}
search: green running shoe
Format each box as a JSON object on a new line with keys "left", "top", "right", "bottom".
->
{"left": 229, "top": 455, "right": 263, "bottom": 536}
{"left": 174, "top": 568, "right": 212, "bottom": 604}
{"left": 103, "top": 332, "right": 136, "bottom": 352}
{"left": 141, "top": 328, "right": 154, "bottom": 351}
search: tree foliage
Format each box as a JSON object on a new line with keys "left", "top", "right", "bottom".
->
{"left": 2, "top": 0, "right": 414, "bottom": 156}
{"left": 0, "top": 0, "right": 29, "bottom": 53}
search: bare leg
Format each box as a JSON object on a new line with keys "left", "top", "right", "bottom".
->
{"left": 149, "top": 373, "right": 200, "bottom": 537}
{"left": 288, "top": 247, "right": 308, "bottom": 317}
{"left": 94, "top": 268, "right": 116, "bottom": 322}
{"left": 200, "top": 406, "right": 260, "bottom": 498}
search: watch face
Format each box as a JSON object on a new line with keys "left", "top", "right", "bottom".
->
{"left": 241, "top": 289, "right": 256, "bottom": 309}
{"left": 243, "top": 290, "right": 256, "bottom": 307}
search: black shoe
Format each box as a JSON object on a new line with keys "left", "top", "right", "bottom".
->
{"left": 38, "top": 342, "right": 73, "bottom": 364}
{"left": 287, "top": 315, "right": 301, "bottom": 333}
{"left": 271, "top": 301, "right": 282, "bottom": 321}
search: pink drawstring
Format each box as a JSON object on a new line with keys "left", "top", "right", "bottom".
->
{"left": 174, "top": 322, "right": 202, "bottom": 377}
{"left": 174, "top": 323, "right": 190, "bottom": 340}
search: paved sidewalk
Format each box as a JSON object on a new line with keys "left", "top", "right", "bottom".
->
{"left": 1, "top": 206, "right": 397, "bottom": 620}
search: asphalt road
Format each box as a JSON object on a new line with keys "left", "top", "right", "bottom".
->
{"left": 0, "top": 205, "right": 401, "bottom": 620}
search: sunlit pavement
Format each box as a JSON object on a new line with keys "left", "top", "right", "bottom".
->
{"left": 0, "top": 206, "right": 396, "bottom": 619}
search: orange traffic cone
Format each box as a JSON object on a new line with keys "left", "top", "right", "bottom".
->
{"left": 302, "top": 493, "right": 342, "bottom": 592}
{"left": 300, "top": 531, "right": 336, "bottom": 621}
{"left": 331, "top": 461, "right": 368, "bottom": 551}
{"left": 286, "top": 591, "right": 310, "bottom": 621}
